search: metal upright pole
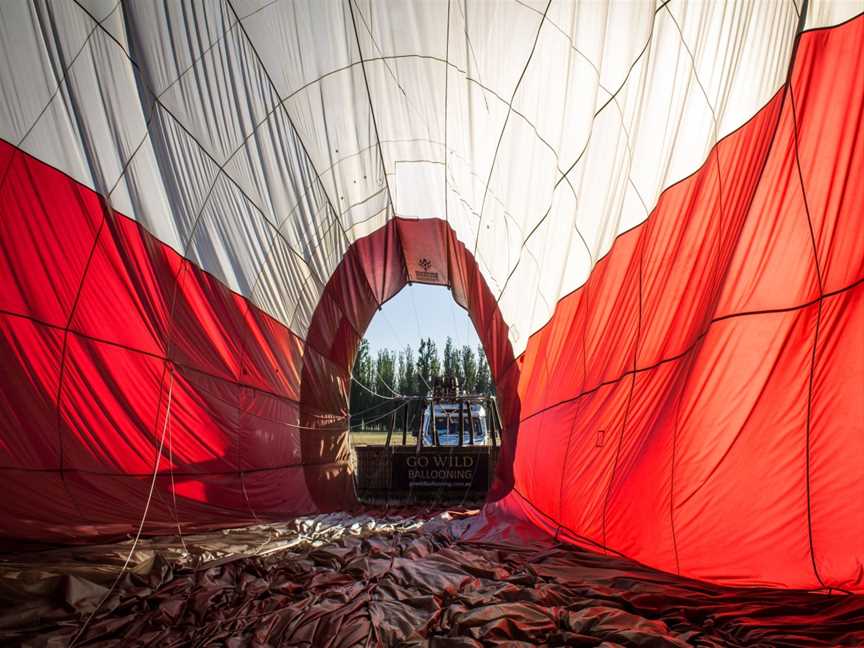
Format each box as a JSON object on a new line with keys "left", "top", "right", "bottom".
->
{"left": 402, "top": 399, "right": 409, "bottom": 446}
{"left": 385, "top": 407, "right": 395, "bottom": 448}
{"left": 458, "top": 398, "right": 465, "bottom": 447}
{"left": 468, "top": 401, "right": 476, "bottom": 446}
{"left": 431, "top": 399, "right": 439, "bottom": 447}
{"left": 416, "top": 399, "right": 424, "bottom": 452}
{"left": 488, "top": 397, "right": 498, "bottom": 447}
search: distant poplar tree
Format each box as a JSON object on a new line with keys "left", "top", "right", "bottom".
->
{"left": 350, "top": 337, "right": 494, "bottom": 429}
{"left": 443, "top": 337, "right": 457, "bottom": 381}
{"left": 398, "top": 345, "right": 417, "bottom": 395}
{"left": 461, "top": 345, "right": 478, "bottom": 393}
{"left": 375, "top": 349, "right": 397, "bottom": 397}
{"left": 475, "top": 344, "right": 493, "bottom": 395}
{"left": 416, "top": 338, "right": 440, "bottom": 396}
{"left": 443, "top": 336, "right": 467, "bottom": 387}
{"left": 349, "top": 339, "right": 375, "bottom": 425}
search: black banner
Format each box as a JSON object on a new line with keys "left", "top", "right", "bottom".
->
{"left": 392, "top": 450, "right": 489, "bottom": 492}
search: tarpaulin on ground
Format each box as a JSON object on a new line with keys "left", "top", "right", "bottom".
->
{"left": 0, "top": 1, "right": 861, "bottom": 593}
{"left": 2, "top": 510, "right": 862, "bottom": 646}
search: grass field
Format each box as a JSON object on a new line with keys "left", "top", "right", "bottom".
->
{"left": 350, "top": 429, "right": 491, "bottom": 447}
{"left": 350, "top": 429, "right": 412, "bottom": 446}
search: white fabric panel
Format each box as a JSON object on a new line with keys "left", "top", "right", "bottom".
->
{"left": 252, "top": 234, "right": 322, "bottom": 339}
{"left": 396, "top": 162, "right": 446, "bottom": 221}
{"left": 594, "top": 2, "right": 658, "bottom": 95}
{"left": 280, "top": 199, "right": 349, "bottom": 288}
{"left": 510, "top": 12, "right": 602, "bottom": 176}
{"left": 443, "top": 68, "right": 510, "bottom": 246}
{"left": 486, "top": 1, "right": 801, "bottom": 354}
{"left": 363, "top": 58, "right": 446, "bottom": 176}
{"left": 27, "top": 25, "right": 151, "bottom": 199}
{"left": 17, "top": 77, "right": 94, "bottom": 193}
{"left": 617, "top": 9, "right": 716, "bottom": 229}
{"left": 109, "top": 135, "right": 179, "bottom": 250}
{"left": 122, "top": 1, "right": 236, "bottom": 100}
{"left": 667, "top": 1, "right": 797, "bottom": 139}
{"left": 237, "top": 0, "right": 359, "bottom": 97}
{"left": 530, "top": 188, "right": 586, "bottom": 337}
{"left": 0, "top": 1, "right": 86, "bottom": 145}
{"left": 347, "top": 205, "right": 389, "bottom": 240}
{"left": 477, "top": 115, "right": 559, "bottom": 287}
{"left": 77, "top": 0, "right": 129, "bottom": 53}
{"left": 5, "top": 0, "right": 858, "bottom": 353}
{"left": 282, "top": 65, "right": 383, "bottom": 235}
{"left": 353, "top": 0, "right": 448, "bottom": 60}
{"left": 155, "top": 25, "right": 277, "bottom": 167}
{"left": 221, "top": 101, "right": 335, "bottom": 249}
{"left": 805, "top": 0, "right": 862, "bottom": 30}
{"left": 130, "top": 106, "right": 223, "bottom": 252}
{"left": 451, "top": 1, "right": 546, "bottom": 105}
{"left": 76, "top": 0, "right": 118, "bottom": 23}
{"left": 187, "top": 175, "right": 276, "bottom": 298}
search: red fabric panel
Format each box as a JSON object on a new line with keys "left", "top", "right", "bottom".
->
{"left": 451, "top": 232, "right": 517, "bottom": 391}
{"left": 715, "top": 93, "right": 820, "bottom": 317}
{"left": 298, "top": 344, "right": 349, "bottom": 420}
{"left": 240, "top": 387, "right": 301, "bottom": 471}
{"left": 60, "top": 335, "right": 165, "bottom": 473}
{"left": 500, "top": 16, "right": 864, "bottom": 591}
{"left": 353, "top": 219, "right": 407, "bottom": 305}
{"left": 305, "top": 290, "right": 344, "bottom": 360}
{"left": 0, "top": 140, "right": 311, "bottom": 540}
{"left": 63, "top": 471, "right": 179, "bottom": 537}
{"left": 242, "top": 466, "right": 315, "bottom": 515}
{"left": 0, "top": 145, "right": 103, "bottom": 326}
{"left": 534, "top": 378, "right": 632, "bottom": 543}
{"left": 790, "top": 22, "right": 864, "bottom": 293}
{"left": 0, "top": 314, "right": 64, "bottom": 469}
{"left": 171, "top": 261, "right": 247, "bottom": 382}
{"left": 70, "top": 213, "right": 180, "bottom": 357}
{"left": 809, "top": 284, "right": 864, "bottom": 590}
{"left": 330, "top": 247, "right": 380, "bottom": 337}
{"left": 0, "top": 471, "right": 79, "bottom": 539}
{"left": 639, "top": 93, "right": 783, "bottom": 363}
{"left": 164, "top": 368, "right": 240, "bottom": 474}
{"left": 397, "top": 218, "right": 449, "bottom": 286}
{"left": 676, "top": 310, "right": 815, "bottom": 588}
{"left": 237, "top": 302, "right": 304, "bottom": 401}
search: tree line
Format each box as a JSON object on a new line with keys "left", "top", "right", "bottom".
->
{"left": 350, "top": 337, "right": 494, "bottom": 431}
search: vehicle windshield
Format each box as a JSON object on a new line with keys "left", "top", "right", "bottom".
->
{"left": 422, "top": 403, "right": 490, "bottom": 446}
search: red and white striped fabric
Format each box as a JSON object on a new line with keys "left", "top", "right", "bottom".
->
{"left": 0, "top": 0, "right": 860, "bottom": 591}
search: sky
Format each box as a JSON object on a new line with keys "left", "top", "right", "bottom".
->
{"left": 363, "top": 283, "right": 481, "bottom": 357}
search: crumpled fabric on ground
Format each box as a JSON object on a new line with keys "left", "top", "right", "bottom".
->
{"left": 1, "top": 508, "right": 861, "bottom": 647}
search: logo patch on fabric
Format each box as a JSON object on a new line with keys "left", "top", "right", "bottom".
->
{"left": 416, "top": 257, "right": 438, "bottom": 282}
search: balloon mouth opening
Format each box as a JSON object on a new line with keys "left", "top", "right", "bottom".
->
{"left": 296, "top": 217, "right": 521, "bottom": 510}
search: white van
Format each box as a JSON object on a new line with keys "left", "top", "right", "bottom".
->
{"left": 420, "top": 401, "right": 488, "bottom": 446}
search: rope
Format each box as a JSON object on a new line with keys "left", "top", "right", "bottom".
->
{"left": 70, "top": 367, "right": 177, "bottom": 647}
{"left": 375, "top": 368, "right": 403, "bottom": 397}
{"left": 167, "top": 401, "right": 189, "bottom": 555}
{"left": 349, "top": 400, "right": 408, "bottom": 430}
{"left": 351, "top": 374, "right": 403, "bottom": 400}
